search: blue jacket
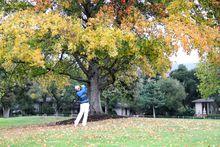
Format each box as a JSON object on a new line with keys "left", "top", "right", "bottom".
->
{"left": 76, "top": 85, "right": 89, "bottom": 104}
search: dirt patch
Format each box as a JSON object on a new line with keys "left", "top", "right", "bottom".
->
{"left": 51, "top": 115, "right": 127, "bottom": 126}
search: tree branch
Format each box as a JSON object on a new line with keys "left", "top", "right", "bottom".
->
{"left": 98, "top": 57, "right": 133, "bottom": 90}
{"left": 73, "top": 54, "right": 90, "bottom": 77}
{"left": 58, "top": 71, "right": 89, "bottom": 83}
{"left": 45, "top": 67, "right": 89, "bottom": 83}
{"left": 99, "top": 72, "right": 116, "bottom": 90}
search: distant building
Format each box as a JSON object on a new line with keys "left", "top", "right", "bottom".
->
{"left": 33, "top": 97, "right": 53, "bottom": 113}
{"left": 114, "top": 102, "right": 131, "bottom": 116}
{"left": 192, "top": 99, "right": 219, "bottom": 117}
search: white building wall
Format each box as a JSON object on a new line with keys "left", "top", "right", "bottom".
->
{"left": 33, "top": 104, "right": 40, "bottom": 112}
{"left": 114, "top": 108, "right": 130, "bottom": 116}
{"left": 195, "top": 103, "right": 202, "bottom": 115}
{"left": 127, "top": 109, "right": 130, "bottom": 116}
{"left": 114, "top": 108, "right": 122, "bottom": 116}
{"left": 122, "top": 109, "right": 125, "bottom": 116}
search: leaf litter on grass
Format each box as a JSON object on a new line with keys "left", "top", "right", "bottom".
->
{"left": 0, "top": 118, "right": 219, "bottom": 146}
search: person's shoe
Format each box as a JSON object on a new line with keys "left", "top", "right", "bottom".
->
{"left": 82, "top": 123, "right": 87, "bottom": 127}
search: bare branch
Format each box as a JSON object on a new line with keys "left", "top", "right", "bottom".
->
{"left": 58, "top": 71, "right": 89, "bottom": 83}
{"left": 45, "top": 67, "right": 89, "bottom": 83}
{"left": 73, "top": 54, "right": 90, "bottom": 77}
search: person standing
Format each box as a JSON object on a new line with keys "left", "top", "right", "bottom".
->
{"left": 74, "top": 85, "right": 90, "bottom": 127}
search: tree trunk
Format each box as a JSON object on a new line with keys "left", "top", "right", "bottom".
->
{"left": 41, "top": 93, "right": 47, "bottom": 114}
{"left": 89, "top": 66, "right": 103, "bottom": 114}
{"left": 3, "top": 107, "right": 10, "bottom": 118}
{"left": 54, "top": 103, "right": 58, "bottom": 116}
{"left": 104, "top": 97, "right": 109, "bottom": 114}
{"left": 54, "top": 99, "right": 60, "bottom": 116}
{"left": 153, "top": 106, "right": 156, "bottom": 118}
{"left": 89, "top": 76, "right": 103, "bottom": 114}
{"left": 54, "top": 110, "right": 59, "bottom": 116}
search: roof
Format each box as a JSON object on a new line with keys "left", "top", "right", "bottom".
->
{"left": 115, "top": 102, "right": 130, "bottom": 108}
{"left": 36, "top": 97, "right": 53, "bottom": 102}
{"left": 192, "top": 99, "right": 214, "bottom": 103}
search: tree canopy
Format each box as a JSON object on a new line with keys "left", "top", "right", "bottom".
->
{"left": 158, "top": 78, "right": 186, "bottom": 115}
{"left": 170, "top": 64, "right": 200, "bottom": 107}
{"left": 196, "top": 60, "right": 220, "bottom": 98}
{"left": 138, "top": 79, "right": 165, "bottom": 118}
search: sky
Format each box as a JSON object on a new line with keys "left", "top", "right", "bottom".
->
{"left": 169, "top": 48, "right": 200, "bottom": 71}
{"left": 170, "top": 49, "right": 200, "bottom": 65}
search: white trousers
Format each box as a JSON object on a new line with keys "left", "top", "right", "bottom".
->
{"left": 74, "top": 103, "right": 90, "bottom": 126}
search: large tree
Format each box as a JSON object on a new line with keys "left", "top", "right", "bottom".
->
{"left": 196, "top": 61, "right": 220, "bottom": 98}
{"left": 170, "top": 64, "right": 200, "bottom": 107}
{"left": 0, "top": 62, "right": 31, "bottom": 117}
{"left": 138, "top": 79, "right": 165, "bottom": 118}
{"left": 0, "top": 0, "right": 219, "bottom": 114}
{"left": 158, "top": 78, "right": 186, "bottom": 115}
{"left": 195, "top": 43, "right": 219, "bottom": 107}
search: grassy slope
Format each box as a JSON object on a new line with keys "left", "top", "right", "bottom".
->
{"left": 0, "top": 116, "right": 71, "bottom": 128}
{"left": 0, "top": 117, "right": 219, "bottom": 146}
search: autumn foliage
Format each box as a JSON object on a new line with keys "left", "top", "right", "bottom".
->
{"left": 0, "top": 0, "right": 219, "bottom": 113}
{"left": 32, "top": 0, "right": 52, "bottom": 11}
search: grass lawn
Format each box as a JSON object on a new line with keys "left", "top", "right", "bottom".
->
{"left": 0, "top": 116, "right": 71, "bottom": 128}
{"left": 0, "top": 117, "right": 219, "bottom": 146}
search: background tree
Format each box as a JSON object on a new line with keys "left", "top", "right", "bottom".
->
{"left": 0, "top": 85, "right": 16, "bottom": 118}
{"left": 13, "top": 81, "right": 36, "bottom": 115}
{"left": 170, "top": 64, "right": 200, "bottom": 107}
{"left": 158, "top": 78, "right": 187, "bottom": 116}
{"left": 47, "top": 81, "right": 75, "bottom": 116}
{"left": 138, "top": 79, "right": 165, "bottom": 118}
{"left": 33, "top": 72, "right": 74, "bottom": 115}
{"left": 101, "top": 79, "right": 136, "bottom": 115}
{"left": 196, "top": 60, "right": 220, "bottom": 99}
{"left": 0, "top": 63, "right": 30, "bottom": 117}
